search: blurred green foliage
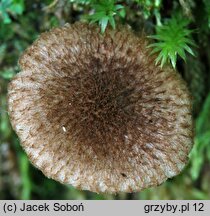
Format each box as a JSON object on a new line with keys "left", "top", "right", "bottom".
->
{"left": 190, "top": 93, "right": 210, "bottom": 180}
{"left": 203, "top": 0, "right": 210, "bottom": 28}
{"left": 0, "top": 0, "right": 210, "bottom": 200}
{"left": 84, "top": 0, "right": 126, "bottom": 33}
{"left": 0, "top": 0, "right": 24, "bottom": 24}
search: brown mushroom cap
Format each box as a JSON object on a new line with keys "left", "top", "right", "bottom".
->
{"left": 8, "top": 22, "right": 193, "bottom": 193}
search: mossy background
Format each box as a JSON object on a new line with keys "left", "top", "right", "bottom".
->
{"left": 0, "top": 0, "right": 210, "bottom": 200}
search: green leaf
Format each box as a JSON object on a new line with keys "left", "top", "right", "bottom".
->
{"left": 9, "top": 4, "right": 24, "bottom": 15}
{"left": 148, "top": 15, "right": 196, "bottom": 68}
{"left": 176, "top": 46, "right": 186, "bottom": 61}
{"left": 115, "top": 4, "right": 124, "bottom": 10}
{"left": 117, "top": 7, "right": 126, "bottom": 18}
{"left": 184, "top": 44, "right": 195, "bottom": 56}
{"left": 2, "top": 12, "right": 11, "bottom": 23}
{"left": 84, "top": 0, "right": 125, "bottom": 33}
{"left": 0, "top": 0, "right": 24, "bottom": 23}
{"left": 99, "top": 16, "right": 109, "bottom": 33}
{"left": 168, "top": 51, "right": 177, "bottom": 68}
{"left": 0, "top": 68, "right": 15, "bottom": 79}
{"left": 109, "top": 15, "right": 115, "bottom": 29}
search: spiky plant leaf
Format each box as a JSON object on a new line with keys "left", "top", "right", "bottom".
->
{"left": 85, "top": 0, "right": 125, "bottom": 33}
{"left": 148, "top": 16, "right": 196, "bottom": 68}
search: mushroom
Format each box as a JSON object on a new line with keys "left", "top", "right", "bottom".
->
{"left": 7, "top": 22, "right": 193, "bottom": 193}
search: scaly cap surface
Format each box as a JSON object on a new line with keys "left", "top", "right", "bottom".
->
{"left": 8, "top": 22, "right": 193, "bottom": 193}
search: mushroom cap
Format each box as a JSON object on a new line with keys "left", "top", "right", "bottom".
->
{"left": 8, "top": 22, "right": 193, "bottom": 193}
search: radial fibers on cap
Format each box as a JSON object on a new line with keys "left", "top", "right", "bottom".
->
{"left": 7, "top": 22, "right": 193, "bottom": 193}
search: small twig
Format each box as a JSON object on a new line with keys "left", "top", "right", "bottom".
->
{"left": 179, "top": 0, "right": 193, "bottom": 19}
{"left": 42, "top": 0, "right": 59, "bottom": 12}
